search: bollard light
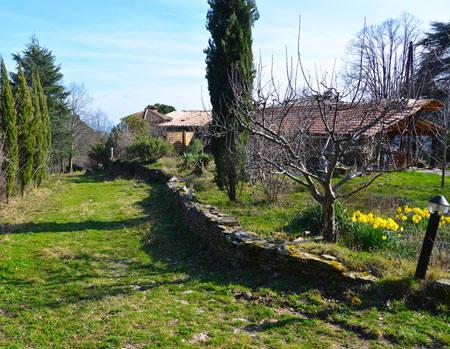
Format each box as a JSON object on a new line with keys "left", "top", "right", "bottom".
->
{"left": 415, "top": 195, "right": 449, "bottom": 279}
{"left": 427, "top": 195, "right": 449, "bottom": 215}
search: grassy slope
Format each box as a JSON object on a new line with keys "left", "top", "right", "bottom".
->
{"left": 0, "top": 172, "right": 448, "bottom": 347}
{"left": 195, "top": 170, "right": 450, "bottom": 235}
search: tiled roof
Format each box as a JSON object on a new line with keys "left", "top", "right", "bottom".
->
{"left": 258, "top": 99, "right": 443, "bottom": 137}
{"left": 132, "top": 109, "right": 172, "bottom": 122}
{"left": 160, "top": 110, "right": 212, "bottom": 128}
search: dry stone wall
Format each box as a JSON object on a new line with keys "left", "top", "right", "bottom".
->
{"left": 112, "top": 160, "right": 376, "bottom": 283}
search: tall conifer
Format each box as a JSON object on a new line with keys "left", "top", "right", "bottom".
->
{"left": 0, "top": 59, "right": 18, "bottom": 199}
{"left": 16, "top": 64, "right": 35, "bottom": 196}
{"left": 12, "top": 37, "right": 69, "bottom": 171}
{"left": 36, "top": 73, "right": 50, "bottom": 184}
{"left": 205, "top": 0, "right": 258, "bottom": 201}
{"left": 31, "top": 73, "right": 44, "bottom": 187}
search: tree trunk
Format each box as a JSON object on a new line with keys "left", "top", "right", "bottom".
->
{"left": 322, "top": 199, "right": 336, "bottom": 242}
{"left": 442, "top": 141, "right": 446, "bottom": 188}
{"left": 68, "top": 154, "right": 73, "bottom": 173}
{"left": 228, "top": 172, "right": 237, "bottom": 201}
{"left": 430, "top": 138, "right": 437, "bottom": 168}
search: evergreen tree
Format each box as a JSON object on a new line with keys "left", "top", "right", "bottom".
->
{"left": 31, "top": 73, "right": 44, "bottom": 187}
{"left": 11, "top": 36, "right": 70, "bottom": 171}
{"left": 205, "top": 0, "right": 258, "bottom": 201}
{"left": 36, "top": 73, "right": 50, "bottom": 184}
{"left": 16, "top": 64, "right": 35, "bottom": 195}
{"left": 0, "top": 59, "right": 18, "bottom": 200}
{"left": 417, "top": 21, "right": 450, "bottom": 99}
{"left": 145, "top": 103, "right": 176, "bottom": 114}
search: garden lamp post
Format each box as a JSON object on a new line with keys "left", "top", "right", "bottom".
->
{"left": 414, "top": 195, "right": 449, "bottom": 279}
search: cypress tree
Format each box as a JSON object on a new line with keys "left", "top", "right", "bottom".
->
{"left": 36, "top": 73, "right": 50, "bottom": 185}
{"left": 205, "top": 0, "right": 258, "bottom": 201}
{"left": 31, "top": 73, "right": 44, "bottom": 187}
{"left": 0, "top": 59, "right": 18, "bottom": 200}
{"left": 16, "top": 63, "right": 35, "bottom": 196}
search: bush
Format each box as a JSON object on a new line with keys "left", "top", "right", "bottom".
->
{"left": 126, "top": 136, "right": 173, "bottom": 163}
{"left": 288, "top": 203, "right": 349, "bottom": 237}
{"left": 181, "top": 152, "right": 196, "bottom": 169}
{"left": 288, "top": 203, "right": 393, "bottom": 251}
{"left": 341, "top": 221, "right": 392, "bottom": 251}
{"left": 187, "top": 139, "right": 203, "bottom": 155}
{"left": 88, "top": 139, "right": 110, "bottom": 170}
{"left": 180, "top": 139, "right": 211, "bottom": 174}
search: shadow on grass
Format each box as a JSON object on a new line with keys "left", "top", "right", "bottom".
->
{"left": 2, "top": 170, "right": 447, "bottom": 345}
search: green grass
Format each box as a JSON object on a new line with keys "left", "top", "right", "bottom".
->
{"left": 0, "top": 171, "right": 448, "bottom": 347}
{"left": 191, "top": 166, "right": 450, "bottom": 278}
{"left": 194, "top": 169, "right": 450, "bottom": 236}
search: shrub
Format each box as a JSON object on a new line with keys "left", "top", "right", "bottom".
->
{"left": 181, "top": 152, "right": 196, "bottom": 169}
{"left": 126, "top": 136, "right": 173, "bottom": 163}
{"left": 341, "top": 221, "right": 393, "bottom": 251}
{"left": 180, "top": 139, "right": 211, "bottom": 174}
{"left": 288, "top": 203, "right": 397, "bottom": 251}
{"left": 187, "top": 139, "right": 203, "bottom": 155}
{"left": 287, "top": 203, "right": 349, "bottom": 237}
{"left": 88, "top": 139, "right": 110, "bottom": 170}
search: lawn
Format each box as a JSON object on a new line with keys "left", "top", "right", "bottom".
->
{"left": 0, "top": 171, "right": 449, "bottom": 347}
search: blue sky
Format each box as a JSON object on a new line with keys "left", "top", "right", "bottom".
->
{"left": 1, "top": 0, "right": 449, "bottom": 124}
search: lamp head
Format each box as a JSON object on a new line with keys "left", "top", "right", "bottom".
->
{"left": 427, "top": 195, "right": 449, "bottom": 215}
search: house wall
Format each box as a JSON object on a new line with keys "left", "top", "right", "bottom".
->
{"left": 166, "top": 131, "right": 195, "bottom": 153}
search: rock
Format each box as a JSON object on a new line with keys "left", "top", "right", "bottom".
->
{"left": 433, "top": 279, "right": 450, "bottom": 302}
{"left": 321, "top": 254, "right": 337, "bottom": 261}
{"left": 190, "top": 333, "right": 209, "bottom": 343}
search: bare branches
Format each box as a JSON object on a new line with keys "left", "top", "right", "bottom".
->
{"left": 225, "top": 18, "right": 428, "bottom": 241}
{"left": 343, "top": 13, "right": 422, "bottom": 100}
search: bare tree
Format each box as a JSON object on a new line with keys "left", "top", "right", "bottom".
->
{"left": 65, "top": 82, "right": 93, "bottom": 172}
{"left": 344, "top": 13, "right": 422, "bottom": 100}
{"left": 245, "top": 134, "right": 288, "bottom": 202}
{"left": 86, "top": 108, "right": 113, "bottom": 142}
{"left": 229, "top": 39, "right": 420, "bottom": 242}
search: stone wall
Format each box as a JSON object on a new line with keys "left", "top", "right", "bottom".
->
{"left": 112, "top": 160, "right": 376, "bottom": 283}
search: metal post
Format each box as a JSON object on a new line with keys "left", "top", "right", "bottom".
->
{"left": 189, "top": 183, "right": 193, "bottom": 201}
{"left": 415, "top": 212, "right": 440, "bottom": 279}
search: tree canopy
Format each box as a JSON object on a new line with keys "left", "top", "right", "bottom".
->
{"left": 417, "top": 21, "right": 450, "bottom": 99}
{"left": 0, "top": 59, "right": 18, "bottom": 199}
{"left": 11, "top": 36, "right": 71, "bottom": 170}
{"left": 205, "top": 0, "right": 259, "bottom": 201}
{"left": 146, "top": 103, "right": 176, "bottom": 114}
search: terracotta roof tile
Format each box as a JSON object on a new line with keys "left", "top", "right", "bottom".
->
{"left": 258, "top": 99, "right": 443, "bottom": 137}
{"left": 131, "top": 109, "right": 172, "bottom": 122}
{"left": 160, "top": 110, "right": 212, "bottom": 127}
